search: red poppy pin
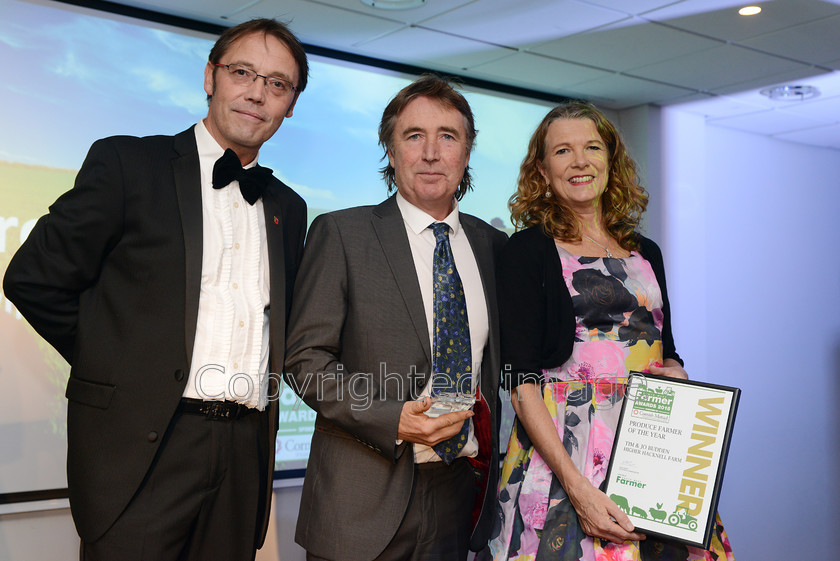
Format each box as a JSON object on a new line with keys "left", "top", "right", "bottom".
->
{"left": 273, "top": 216, "right": 279, "bottom": 225}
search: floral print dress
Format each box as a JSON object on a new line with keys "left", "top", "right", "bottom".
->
{"left": 488, "top": 246, "right": 734, "bottom": 561}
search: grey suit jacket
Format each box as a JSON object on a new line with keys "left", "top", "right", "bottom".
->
{"left": 285, "top": 195, "right": 507, "bottom": 560}
{"left": 3, "top": 127, "right": 307, "bottom": 545}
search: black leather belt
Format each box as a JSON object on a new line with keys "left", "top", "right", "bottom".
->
{"left": 178, "top": 398, "right": 257, "bottom": 421}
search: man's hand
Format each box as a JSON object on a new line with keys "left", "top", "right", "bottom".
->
{"left": 397, "top": 397, "right": 473, "bottom": 446}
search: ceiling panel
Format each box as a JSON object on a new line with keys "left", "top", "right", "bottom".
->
{"left": 670, "top": 69, "right": 840, "bottom": 116}
{"left": 741, "top": 14, "right": 840, "bottom": 65}
{"left": 101, "top": 0, "right": 840, "bottom": 149}
{"left": 774, "top": 122, "right": 840, "bottom": 149}
{"left": 629, "top": 44, "right": 810, "bottom": 91}
{"left": 645, "top": 0, "right": 840, "bottom": 41}
{"left": 111, "top": 0, "right": 407, "bottom": 46}
{"left": 420, "top": 0, "right": 627, "bottom": 46}
{"left": 709, "top": 67, "right": 830, "bottom": 95}
{"left": 775, "top": 93, "right": 840, "bottom": 120}
{"left": 311, "top": 0, "right": 475, "bottom": 25}
{"left": 677, "top": 96, "right": 773, "bottom": 119}
{"left": 529, "top": 20, "right": 721, "bottom": 72}
{"left": 639, "top": 0, "right": 749, "bottom": 18}
{"left": 563, "top": 73, "right": 695, "bottom": 108}
{"left": 231, "top": 1, "right": 404, "bottom": 48}
{"left": 466, "top": 52, "right": 613, "bottom": 93}
{"left": 664, "top": 92, "right": 718, "bottom": 106}
{"left": 707, "top": 108, "right": 824, "bottom": 135}
{"left": 351, "top": 26, "right": 514, "bottom": 69}
{"left": 578, "top": 0, "right": 678, "bottom": 15}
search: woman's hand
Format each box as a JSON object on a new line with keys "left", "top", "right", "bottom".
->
{"left": 565, "top": 474, "right": 646, "bottom": 544}
{"left": 649, "top": 358, "right": 688, "bottom": 380}
{"left": 512, "top": 383, "right": 645, "bottom": 543}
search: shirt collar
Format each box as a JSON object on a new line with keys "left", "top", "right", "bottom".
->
{"left": 396, "top": 192, "right": 461, "bottom": 237}
{"left": 195, "top": 118, "right": 258, "bottom": 169}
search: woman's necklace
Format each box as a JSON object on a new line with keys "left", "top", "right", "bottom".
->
{"left": 582, "top": 233, "right": 614, "bottom": 258}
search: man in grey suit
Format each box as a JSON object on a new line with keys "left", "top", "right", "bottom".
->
{"left": 285, "top": 75, "right": 507, "bottom": 561}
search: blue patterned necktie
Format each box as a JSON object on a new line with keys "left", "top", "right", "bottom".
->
{"left": 429, "top": 222, "right": 471, "bottom": 464}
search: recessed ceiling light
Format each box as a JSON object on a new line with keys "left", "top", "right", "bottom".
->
{"left": 739, "top": 6, "right": 762, "bottom": 16}
{"left": 360, "top": 0, "right": 426, "bottom": 9}
{"left": 759, "top": 84, "right": 819, "bottom": 101}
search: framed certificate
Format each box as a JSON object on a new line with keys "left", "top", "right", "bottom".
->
{"left": 604, "top": 372, "right": 740, "bottom": 548}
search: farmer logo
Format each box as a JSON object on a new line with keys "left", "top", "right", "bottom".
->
{"left": 632, "top": 385, "right": 675, "bottom": 421}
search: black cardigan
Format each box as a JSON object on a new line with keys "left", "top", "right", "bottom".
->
{"left": 497, "top": 225, "right": 682, "bottom": 388}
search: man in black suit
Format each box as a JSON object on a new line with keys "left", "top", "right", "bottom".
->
{"left": 3, "top": 18, "right": 308, "bottom": 561}
{"left": 286, "top": 75, "right": 507, "bottom": 561}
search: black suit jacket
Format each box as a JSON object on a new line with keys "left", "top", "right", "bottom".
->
{"left": 2, "top": 127, "right": 307, "bottom": 545}
{"left": 285, "top": 196, "right": 507, "bottom": 560}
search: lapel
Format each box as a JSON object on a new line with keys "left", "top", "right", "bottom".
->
{"left": 371, "top": 196, "right": 432, "bottom": 368}
{"left": 460, "top": 215, "right": 500, "bottom": 386}
{"left": 261, "top": 185, "right": 287, "bottom": 373}
{"left": 172, "top": 127, "right": 202, "bottom": 366}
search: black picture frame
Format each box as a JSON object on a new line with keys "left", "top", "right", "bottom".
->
{"left": 604, "top": 372, "right": 740, "bottom": 549}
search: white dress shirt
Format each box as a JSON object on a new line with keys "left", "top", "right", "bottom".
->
{"left": 183, "top": 119, "right": 271, "bottom": 410}
{"left": 396, "top": 192, "right": 488, "bottom": 463}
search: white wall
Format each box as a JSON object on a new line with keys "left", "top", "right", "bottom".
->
{"left": 661, "top": 110, "right": 840, "bottom": 560}
{"left": 618, "top": 105, "right": 664, "bottom": 244}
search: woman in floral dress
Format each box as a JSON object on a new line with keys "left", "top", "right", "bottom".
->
{"left": 488, "top": 102, "right": 734, "bottom": 561}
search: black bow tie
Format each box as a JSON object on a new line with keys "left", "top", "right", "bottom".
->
{"left": 212, "top": 148, "right": 273, "bottom": 205}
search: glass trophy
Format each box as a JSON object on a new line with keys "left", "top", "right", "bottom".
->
{"left": 424, "top": 365, "right": 477, "bottom": 418}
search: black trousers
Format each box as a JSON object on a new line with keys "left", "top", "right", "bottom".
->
{"left": 307, "top": 457, "right": 478, "bottom": 561}
{"left": 81, "top": 407, "right": 263, "bottom": 561}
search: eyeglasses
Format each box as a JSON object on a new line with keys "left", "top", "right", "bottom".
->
{"left": 214, "top": 63, "right": 297, "bottom": 97}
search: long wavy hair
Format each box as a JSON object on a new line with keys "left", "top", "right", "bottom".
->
{"left": 510, "top": 101, "right": 648, "bottom": 250}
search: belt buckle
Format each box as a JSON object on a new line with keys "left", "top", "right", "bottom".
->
{"left": 205, "top": 401, "right": 233, "bottom": 420}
